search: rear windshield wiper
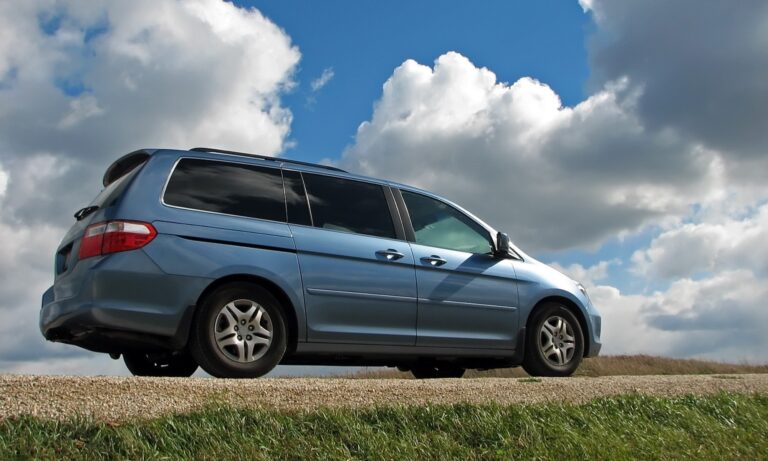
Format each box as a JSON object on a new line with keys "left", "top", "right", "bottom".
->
{"left": 74, "top": 206, "right": 99, "bottom": 221}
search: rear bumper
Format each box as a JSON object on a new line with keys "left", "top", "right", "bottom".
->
{"left": 40, "top": 289, "right": 195, "bottom": 353}
{"left": 40, "top": 249, "right": 211, "bottom": 354}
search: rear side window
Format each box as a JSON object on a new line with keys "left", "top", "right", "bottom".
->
{"left": 164, "top": 158, "right": 286, "bottom": 222}
{"left": 303, "top": 173, "right": 395, "bottom": 239}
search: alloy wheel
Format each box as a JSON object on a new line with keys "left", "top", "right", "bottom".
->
{"left": 214, "top": 299, "right": 273, "bottom": 363}
{"left": 538, "top": 315, "right": 576, "bottom": 366}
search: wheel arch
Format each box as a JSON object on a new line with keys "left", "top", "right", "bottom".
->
{"left": 194, "top": 274, "right": 300, "bottom": 354}
{"left": 527, "top": 296, "right": 591, "bottom": 358}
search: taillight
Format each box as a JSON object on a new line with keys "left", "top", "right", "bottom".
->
{"left": 78, "top": 221, "right": 157, "bottom": 260}
{"left": 78, "top": 223, "right": 108, "bottom": 259}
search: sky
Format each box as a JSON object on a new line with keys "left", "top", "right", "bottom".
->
{"left": 0, "top": 0, "right": 767, "bottom": 376}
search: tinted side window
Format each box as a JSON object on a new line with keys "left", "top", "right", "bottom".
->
{"left": 303, "top": 173, "right": 395, "bottom": 239}
{"left": 283, "top": 170, "right": 312, "bottom": 226}
{"left": 402, "top": 191, "right": 492, "bottom": 254}
{"left": 164, "top": 158, "right": 286, "bottom": 222}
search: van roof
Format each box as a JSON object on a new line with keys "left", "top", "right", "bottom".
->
{"left": 105, "top": 147, "right": 410, "bottom": 188}
{"left": 189, "top": 147, "right": 349, "bottom": 173}
{"left": 106, "top": 147, "right": 453, "bottom": 197}
{"left": 103, "top": 147, "right": 500, "bottom": 240}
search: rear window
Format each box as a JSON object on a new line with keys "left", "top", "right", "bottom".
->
{"left": 90, "top": 160, "right": 145, "bottom": 208}
{"left": 163, "top": 158, "right": 286, "bottom": 222}
{"left": 103, "top": 151, "right": 150, "bottom": 186}
{"left": 303, "top": 173, "right": 395, "bottom": 239}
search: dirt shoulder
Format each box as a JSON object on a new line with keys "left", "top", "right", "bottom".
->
{"left": 2, "top": 374, "right": 767, "bottom": 421}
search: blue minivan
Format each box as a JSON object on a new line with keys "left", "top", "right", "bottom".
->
{"left": 40, "top": 148, "right": 601, "bottom": 378}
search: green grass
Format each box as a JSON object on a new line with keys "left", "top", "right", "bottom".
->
{"left": 2, "top": 393, "right": 766, "bottom": 460}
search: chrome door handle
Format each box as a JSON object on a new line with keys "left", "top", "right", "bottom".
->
{"left": 377, "top": 249, "right": 405, "bottom": 261}
{"left": 421, "top": 255, "right": 447, "bottom": 266}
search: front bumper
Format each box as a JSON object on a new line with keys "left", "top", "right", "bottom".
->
{"left": 587, "top": 339, "right": 602, "bottom": 357}
{"left": 585, "top": 312, "right": 602, "bottom": 357}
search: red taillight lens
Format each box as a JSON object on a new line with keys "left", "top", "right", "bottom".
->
{"left": 78, "top": 221, "right": 157, "bottom": 260}
{"left": 101, "top": 221, "right": 157, "bottom": 254}
{"left": 78, "top": 222, "right": 108, "bottom": 259}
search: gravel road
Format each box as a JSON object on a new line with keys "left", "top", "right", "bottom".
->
{"left": 2, "top": 374, "right": 767, "bottom": 421}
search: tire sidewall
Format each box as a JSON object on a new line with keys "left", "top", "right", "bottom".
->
{"left": 525, "top": 303, "right": 584, "bottom": 377}
{"left": 123, "top": 352, "right": 156, "bottom": 376}
{"left": 123, "top": 351, "right": 198, "bottom": 377}
{"left": 192, "top": 283, "right": 287, "bottom": 378}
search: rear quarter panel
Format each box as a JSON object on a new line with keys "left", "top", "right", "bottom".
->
{"left": 117, "top": 150, "right": 307, "bottom": 341}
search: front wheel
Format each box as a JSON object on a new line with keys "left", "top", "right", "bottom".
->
{"left": 189, "top": 283, "right": 287, "bottom": 378}
{"left": 522, "top": 302, "right": 584, "bottom": 377}
{"left": 123, "top": 351, "right": 198, "bottom": 377}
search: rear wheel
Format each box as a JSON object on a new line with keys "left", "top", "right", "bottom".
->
{"left": 522, "top": 302, "right": 584, "bottom": 377}
{"left": 411, "top": 364, "right": 465, "bottom": 379}
{"left": 123, "top": 351, "right": 198, "bottom": 377}
{"left": 190, "top": 283, "right": 287, "bottom": 378}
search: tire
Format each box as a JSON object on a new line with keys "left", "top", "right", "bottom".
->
{"left": 411, "top": 364, "right": 465, "bottom": 379}
{"left": 522, "top": 302, "right": 584, "bottom": 377}
{"left": 189, "top": 282, "right": 287, "bottom": 378}
{"left": 123, "top": 351, "right": 198, "bottom": 377}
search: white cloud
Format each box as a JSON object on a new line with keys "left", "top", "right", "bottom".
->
{"left": 549, "top": 260, "right": 768, "bottom": 362}
{"left": 57, "top": 94, "right": 104, "bottom": 129}
{"left": 0, "top": 0, "right": 299, "bottom": 169}
{"left": 632, "top": 204, "right": 768, "bottom": 279}
{"left": 3, "top": 0, "right": 768, "bottom": 373}
{"left": 0, "top": 0, "right": 300, "bottom": 373}
{"left": 578, "top": 0, "right": 594, "bottom": 13}
{"left": 342, "top": 52, "right": 719, "bottom": 252}
{"left": 578, "top": 0, "right": 768, "bottom": 362}
{"left": 550, "top": 260, "right": 615, "bottom": 288}
{"left": 311, "top": 67, "right": 335, "bottom": 92}
{"left": 1, "top": 355, "right": 129, "bottom": 376}
{"left": 0, "top": 166, "right": 7, "bottom": 197}
{"left": 585, "top": 0, "right": 768, "bottom": 172}
{"left": 596, "top": 269, "right": 768, "bottom": 362}
{"left": 340, "top": 0, "right": 768, "bottom": 363}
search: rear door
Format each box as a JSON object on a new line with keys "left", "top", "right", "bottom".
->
{"left": 398, "top": 189, "right": 519, "bottom": 349}
{"left": 289, "top": 171, "right": 417, "bottom": 346}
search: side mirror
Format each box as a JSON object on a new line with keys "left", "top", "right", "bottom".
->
{"left": 494, "top": 232, "right": 510, "bottom": 258}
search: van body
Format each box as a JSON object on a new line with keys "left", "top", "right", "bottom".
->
{"left": 40, "top": 148, "right": 602, "bottom": 378}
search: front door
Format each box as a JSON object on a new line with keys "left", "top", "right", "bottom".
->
{"left": 399, "top": 190, "right": 519, "bottom": 349}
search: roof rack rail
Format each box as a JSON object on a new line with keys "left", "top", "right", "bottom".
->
{"left": 190, "top": 147, "right": 347, "bottom": 173}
